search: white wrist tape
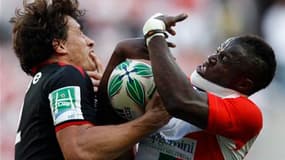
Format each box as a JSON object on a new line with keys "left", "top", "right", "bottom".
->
{"left": 146, "top": 33, "right": 165, "bottom": 46}
{"left": 143, "top": 13, "right": 166, "bottom": 36}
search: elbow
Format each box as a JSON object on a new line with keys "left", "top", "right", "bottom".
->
{"left": 161, "top": 94, "right": 199, "bottom": 117}
{"left": 162, "top": 97, "right": 184, "bottom": 116}
{"left": 114, "top": 40, "right": 129, "bottom": 54}
{"left": 114, "top": 42, "right": 123, "bottom": 52}
{"left": 162, "top": 96, "right": 209, "bottom": 128}
{"left": 111, "top": 40, "right": 126, "bottom": 60}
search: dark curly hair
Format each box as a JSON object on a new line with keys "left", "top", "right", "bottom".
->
{"left": 236, "top": 35, "right": 276, "bottom": 95}
{"left": 10, "top": 0, "right": 85, "bottom": 75}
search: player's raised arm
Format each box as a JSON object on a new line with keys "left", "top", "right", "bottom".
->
{"left": 98, "top": 36, "right": 177, "bottom": 101}
{"left": 136, "top": 12, "right": 276, "bottom": 160}
{"left": 143, "top": 13, "right": 209, "bottom": 129}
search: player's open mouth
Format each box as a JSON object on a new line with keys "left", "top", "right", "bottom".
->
{"left": 88, "top": 51, "right": 97, "bottom": 68}
{"left": 88, "top": 50, "right": 95, "bottom": 58}
{"left": 197, "top": 63, "right": 207, "bottom": 73}
{"left": 89, "top": 50, "right": 95, "bottom": 54}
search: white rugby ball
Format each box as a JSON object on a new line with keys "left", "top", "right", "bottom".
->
{"left": 107, "top": 59, "right": 156, "bottom": 120}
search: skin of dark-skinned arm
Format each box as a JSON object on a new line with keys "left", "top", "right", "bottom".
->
{"left": 95, "top": 38, "right": 149, "bottom": 125}
{"left": 56, "top": 38, "right": 158, "bottom": 160}
{"left": 97, "top": 37, "right": 149, "bottom": 104}
{"left": 147, "top": 36, "right": 209, "bottom": 129}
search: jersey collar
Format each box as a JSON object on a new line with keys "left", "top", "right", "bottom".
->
{"left": 190, "top": 70, "right": 247, "bottom": 98}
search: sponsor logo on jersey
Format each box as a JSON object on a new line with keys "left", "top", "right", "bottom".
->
{"left": 138, "top": 133, "right": 197, "bottom": 160}
{"left": 49, "top": 86, "right": 83, "bottom": 125}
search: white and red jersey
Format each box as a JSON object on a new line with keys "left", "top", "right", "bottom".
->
{"left": 136, "top": 93, "right": 263, "bottom": 160}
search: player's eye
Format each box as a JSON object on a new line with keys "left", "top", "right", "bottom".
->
{"left": 219, "top": 54, "right": 229, "bottom": 63}
{"left": 216, "top": 48, "right": 221, "bottom": 54}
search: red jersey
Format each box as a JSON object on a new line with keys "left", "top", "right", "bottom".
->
{"left": 136, "top": 93, "right": 262, "bottom": 160}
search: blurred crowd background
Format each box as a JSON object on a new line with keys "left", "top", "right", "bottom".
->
{"left": 1, "top": 0, "right": 285, "bottom": 159}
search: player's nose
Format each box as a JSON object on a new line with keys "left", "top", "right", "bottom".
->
{"left": 207, "top": 55, "right": 217, "bottom": 65}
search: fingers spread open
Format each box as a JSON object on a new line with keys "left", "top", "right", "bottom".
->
{"left": 174, "top": 13, "right": 188, "bottom": 22}
{"left": 167, "top": 41, "right": 176, "bottom": 48}
{"left": 167, "top": 28, "right": 176, "bottom": 36}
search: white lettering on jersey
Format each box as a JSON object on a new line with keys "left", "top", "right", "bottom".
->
{"left": 48, "top": 86, "right": 83, "bottom": 125}
{"left": 136, "top": 133, "right": 197, "bottom": 160}
{"left": 32, "top": 72, "right": 42, "bottom": 84}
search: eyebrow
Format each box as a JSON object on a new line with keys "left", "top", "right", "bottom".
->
{"left": 219, "top": 50, "right": 241, "bottom": 60}
{"left": 228, "top": 45, "right": 246, "bottom": 56}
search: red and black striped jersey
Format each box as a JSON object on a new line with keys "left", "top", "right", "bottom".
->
{"left": 15, "top": 62, "right": 97, "bottom": 160}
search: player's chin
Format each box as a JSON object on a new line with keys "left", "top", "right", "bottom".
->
{"left": 196, "top": 65, "right": 205, "bottom": 76}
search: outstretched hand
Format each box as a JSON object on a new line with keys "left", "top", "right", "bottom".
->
{"left": 143, "top": 13, "right": 188, "bottom": 46}
{"left": 156, "top": 13, "right": 188, "bottom": 36}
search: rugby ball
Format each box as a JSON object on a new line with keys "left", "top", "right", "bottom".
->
{"left": 107, "top": 59, "right": 156, "bottom": 120}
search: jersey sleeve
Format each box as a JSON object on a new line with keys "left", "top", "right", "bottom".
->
{"left": 206, "top": 93, "right": 263, "bottom": 142}
{"left": 46, "top": 66, "right": 95, "bottom": 131}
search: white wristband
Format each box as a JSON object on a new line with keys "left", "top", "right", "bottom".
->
{"left": 143, "top": 13, "right": 166, "bottom": 36}
{"left": 146, "top": 33, "right": 165, "bottom": 46}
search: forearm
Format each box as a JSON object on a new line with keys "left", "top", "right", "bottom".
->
{"left": 98, "top": 38, "right": 148, "bottom": 100}
{"left": 148, "top": 36, "right": 208, "bottom": 128}
{"left": 80, "top": 119, "right": 153, "bottom": 159}
{"left": 102, "top": 38, "right": 148, "bottom": 80}
{"left": 58, "top": 115, "right": 157, "bottom": 160}
{"left": 147, "top": 36, "right": 191, "bottom": 108}
{"left": 98, "top": 46, "right": 125, "bottom": 98}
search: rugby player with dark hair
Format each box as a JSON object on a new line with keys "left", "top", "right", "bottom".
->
{"left": 11, "top": 1, "right": 170, "bottom": 159}
{"left": 133, "top": 13, "right": 277, "bottom": 160}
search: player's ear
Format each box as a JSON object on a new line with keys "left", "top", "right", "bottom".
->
{"left": 52, "top": 39, "right": 67, "bottom": 55}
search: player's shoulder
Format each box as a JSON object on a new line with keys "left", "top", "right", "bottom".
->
{"left": 226, "top": 95, "right": 260, "bottom": 110}
{"left": 40, "top": 63, "right": 89, "bottom": 91}
{"left": 230, "top": 96, "right": 263, "bottom": 135}
{"left": 208, "top": 93, "right": 262, "bottom": 118}
{"left": 55, "top": 62, "right": 86, "bottom": 77}
{"left": 37, "top": 62, "right": 86, "bottom": 78}
{"left": 208, "top": 93, "right": 263, "bottom": 134}
{"left": 209, "top": 93, "right": 257, "bottom": 107}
